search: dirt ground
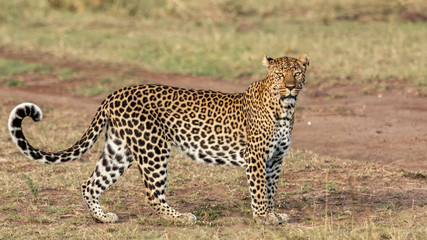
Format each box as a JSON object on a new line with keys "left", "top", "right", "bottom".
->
{"left": 1, "top": 46, "right": 426, "bottom": 173}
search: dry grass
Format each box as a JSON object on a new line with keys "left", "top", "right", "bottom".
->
{"left": 0, "top": 100, "right": 426, "bottom": 239}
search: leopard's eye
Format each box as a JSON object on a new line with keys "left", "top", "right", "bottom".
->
{"left": 294, "top": 72, "right": 301, "bottom": 77}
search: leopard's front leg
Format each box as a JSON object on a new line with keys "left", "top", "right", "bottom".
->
{"left": 266, "top": 156, "right": 288, "bottom": 224}
{"left": 245, "top": 145, "right": 281, "bottom": 225}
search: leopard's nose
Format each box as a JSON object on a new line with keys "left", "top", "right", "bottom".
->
{"left": 286, "top": 86, "right": 295, "bottom": 91}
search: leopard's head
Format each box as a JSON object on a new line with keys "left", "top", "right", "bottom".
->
{"left": 263, "top": 54, "right": 309, "bottom": 100}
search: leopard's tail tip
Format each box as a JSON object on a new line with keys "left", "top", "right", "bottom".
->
{"left": 8, "top": 103, "right": 43, "bottom": 136}
{"left": 9, "top": 103, "right": 43, "bottom": 126}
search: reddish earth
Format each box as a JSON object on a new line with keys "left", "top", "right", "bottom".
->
{"left": 1, "top": 47, "right": 426, "bottom": 173}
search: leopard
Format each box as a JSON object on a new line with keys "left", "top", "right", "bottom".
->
{"left": 8, "top": 54, "right": 309, "bottom": 225}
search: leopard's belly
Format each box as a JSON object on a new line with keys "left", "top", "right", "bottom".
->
{"left": 167, "top": 119, "right": 247, "bottom": 167}
{"left": 174, "top": 138, "right": 247, "bottom": 167}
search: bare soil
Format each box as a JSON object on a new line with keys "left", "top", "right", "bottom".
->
{"left": 1, "top": 46, "right": 425, "bottom": 173}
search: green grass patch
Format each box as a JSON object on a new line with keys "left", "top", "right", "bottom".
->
{"left": 79, "top": 83, "right": 111, "bottom": 97}
{"left": 327, "top": 93, "right": 348, "bottom": 99}
{"left": 54, "top": 67, "right": 76, "bottom": 81}
{"left": 0, "top": 58, "right": 52, "bottom": 76}
{"left": 5, "top": 79, "right": 25, "bottom": 87}
{"left": 0, "top": 57, "right": 78, "bottom": 84}
{"left": 45, "top": 206, "right": 74, "bottom": 215}
{"left": 1, "top": 202, "right": 18, "bottom": 212}
{"left": 193, "top": 204, "right": 227, "bottom": 221}
{"left": 22, "top": 174, "right": 39, "bottom": 200}
{"left": 403, "top": 171, "right": 427, "bottom": 179}
{"left": 77, "top": 74, "right": 147, "bottom": 96}
{"left": 0, "top": 1, "right": 425, "bottom": 89}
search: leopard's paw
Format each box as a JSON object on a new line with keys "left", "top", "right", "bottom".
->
{"left": 93, "top": 212, "right": 119, "bottom": 223}
{"left": 161, "top": 212, "right": 197, "bottom": 223}
{"left": 103, "top": 212, "right": 119, "bottom": 223}
{"left": 253, "top": 212, "right": 280, "bottom": 225}
{"left": 177, "top": 213, "right": 197, "bottom": 223}
{"left": 274, "top": 212, "right": 289, "bottom": 224}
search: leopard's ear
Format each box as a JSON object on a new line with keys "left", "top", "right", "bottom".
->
{"left": 297, "top": 54, "right": 310, "bottom": 70}
{"left": 263, "top": 55, "right": 274, "bottom": 67}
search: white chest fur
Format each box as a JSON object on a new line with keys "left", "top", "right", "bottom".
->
{"left": 266, "top": 99, "right": 295, "bottom": 162}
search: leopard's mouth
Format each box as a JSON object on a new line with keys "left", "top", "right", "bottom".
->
{"left": 282, "top": 95, "right": 296, "bottom": 99}
{"left": 278, "top": 88, "right": 301, "bottom": 99}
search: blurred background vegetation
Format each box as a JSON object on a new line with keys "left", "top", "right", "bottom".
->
{"left": 0, "top": 0, "right": 426, "bottom": 87}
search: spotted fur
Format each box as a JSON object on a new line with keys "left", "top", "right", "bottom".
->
{"left": 8, "top": 54, "right": 309, "bottom": 224}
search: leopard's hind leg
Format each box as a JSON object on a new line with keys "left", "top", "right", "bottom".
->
{"left": 129, "top": 117, "right": 196, "bottom": 223}
{"left": 81, "top": 122, "right": 133, "bottom": 223}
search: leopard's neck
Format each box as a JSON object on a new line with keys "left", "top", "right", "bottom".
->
{"left": 245, "top": 80, "right": 296, "bottom": 122}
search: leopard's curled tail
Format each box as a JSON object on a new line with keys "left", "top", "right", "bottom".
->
{"left": 8, "top": 102, "right": 107, "bottom": 164}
